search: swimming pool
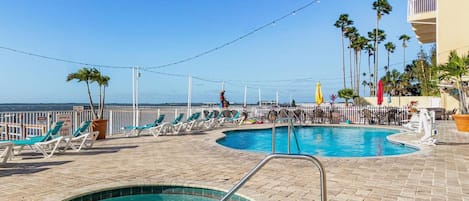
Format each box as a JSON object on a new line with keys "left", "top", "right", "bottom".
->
{"left": 64, "top": 185, "right": 249, "bottom": 201}
{"left": 218, "top": 126, "right": 418, "bottom": 157}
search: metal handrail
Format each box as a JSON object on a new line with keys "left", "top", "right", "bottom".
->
{"left": 221, "top": 117, "right": 326, "bottom": 201}
{"left": 220, "top": 153, "right": 327, "bottom": 201}
{"left": 288, "top": 118, "right": 301, "bottom": 153}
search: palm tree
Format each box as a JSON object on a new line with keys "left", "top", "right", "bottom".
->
{"left": 351, "top": 35, "right": 368, "bottom": 95}
{"left": 96, "top": 74, "right": 110, "bottom": 120}
{"left": 381, "top": 69, "right": 401, "bottom": 95}
{"left": 66, "top": 67, "right": 110, "bottom": 120}
{"left": 384, "top": 42, "right": 396, "bottom": 73}
{"left": 67, "top": 67, "right": 99, "bottom": 119}
{"left": 399, "top": 34, "right": 411, "bottom": 70}
{"left": 368, "top": 29, "right": 386, "bottom": 95}
{"left": 372, "top": 0, "right": 392, "bottom": 95}
{"left": 361, "top": 80, "right": 368, "bottom": 96}
{"left": 345, "top": 26, "right": 358, "bottom": 90}
{"left": 437, "top": 51, "right": 469, "bottom": 114}
{"left": 334, "top": 14, "right": 354, "bottom": 89}
{"left": 338, "top": 88, "right": 355, "bottom": 107}
{"left": 364, "top": 43, "right": 374, "bottom": 90}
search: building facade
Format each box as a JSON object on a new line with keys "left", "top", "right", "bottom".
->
{"left": 408, "top": 0, "right": 469, "bottom": 112}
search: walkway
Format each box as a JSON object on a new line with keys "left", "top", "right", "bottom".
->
{"left": 0, "top": 121, "right": 468, "bottom": 200}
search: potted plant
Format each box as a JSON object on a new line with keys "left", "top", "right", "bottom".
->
{"left": 67, "top": 67, "right": 111, "bottom": 139}
{"left": 438, "top": 50, "right": 469, "bottom": 131}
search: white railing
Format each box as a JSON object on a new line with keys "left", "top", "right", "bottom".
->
{"left": 408, "top": 0, "right": 436, "bottom": 18}
{"left": 1, "top": 105, "right": 415, "bottom": 140}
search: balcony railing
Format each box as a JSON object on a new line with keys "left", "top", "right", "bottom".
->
{"left": 408, "top": 0, "right": 436, "bottom": 18}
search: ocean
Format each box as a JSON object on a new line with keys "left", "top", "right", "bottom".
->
{"left": 0, "top": 103, "right": 228, "bottom": 112}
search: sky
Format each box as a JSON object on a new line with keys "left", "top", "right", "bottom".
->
{"left": 0, "top": 0, "right": 434, "bottom": 104}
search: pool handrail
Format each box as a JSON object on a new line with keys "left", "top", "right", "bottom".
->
{"left": 222, "top": 117, "right": 326, "bottom": 201}
{"left": 220, "top": 153, "right": 327, "bottom": 201}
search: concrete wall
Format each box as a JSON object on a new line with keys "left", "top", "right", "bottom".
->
{"left": 361, "top": 96, "right": 443, "bottom": 108}
{"left": 437, "top": 0, "right": 469, "bottom": 64}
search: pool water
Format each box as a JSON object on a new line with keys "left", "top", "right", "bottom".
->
{"left": 218, "top": 126, "right": 418, "bottom": 157}
{"left": 102, "top": 194, "right": 216, "bottom": 201}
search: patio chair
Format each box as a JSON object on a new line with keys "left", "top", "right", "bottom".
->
{"left": 10, "top": 121, "right": 64, "bottom": 158}
{"left": 386, "top": 108, "right": 399, "bottom": 125}
{"left": 122, "top": 114, "right": 165, "bottom": 136}
{"left": 293, "top": 109, "right": 306, "bottom": 123}
{"left": 360, "top": 109, "right": 374, "bottom": 124}
{"left": 200, "top": 111, "right": 214, "bottom": 129}
{"left": 182, "top": 112, "right": 203, "bottom": 132}
{"left": 218, "top": 111, "right": 243, "bottom": 126}
{"left": 267, "top": 110, "right": 278, "bottom": 123}
{"left": 62, "top": 121, "right": 96, "bottom": 152}
{"left": 445, "top": 108, "right": 457, "bottom": 120}
{"left": 204, "top": 111, "right": 223, "bottom": 129}
{"left": 150, "top": 113, "right": 185, "bottom": 136}
{"left": 312, "top": 108, "right": 324, "bottom": 124}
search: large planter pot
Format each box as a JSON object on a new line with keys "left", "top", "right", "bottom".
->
{"left": 453, "top": 114, "right": 469, "bottom": 132}
{"left": 92, "top": 119, "right": 108, "bottom": 140}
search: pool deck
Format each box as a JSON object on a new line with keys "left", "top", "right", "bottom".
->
{"left": 1, "top": 121, "right": 469, "bottom": 201}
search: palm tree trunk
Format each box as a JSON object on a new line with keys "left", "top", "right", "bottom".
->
{"left": 100, "top": 87, "right": 106, "bottom": 119}
{"left": 358, "top": 51, "right": 362, "bottom": 96}
{"left": 86, "top": 81, "right": 97, "bottom": 120}
{"left": 342, "top": 32, "right": 346, "bottom": 88}
{"left": 374, "top": 15, "right": 379, "bottom": 96}
{"left": 456, "top": 79, "right": 468, "bottom": 114}
{"left": 354, "top": 51, "right": 359, "bottom": 95}
{"left": 363, "top": 82, "right": 366, "bottom": 97}
{"left": 98, "top": 85, "right": 103, "bottom": 119}
{"left": 403, "top": 46, "right": 406, "bottom": 71}
{"left": 368, "top": 53, "right": 371, "bottom": 96}
{"left": 387, "top": 51, "right": 390, "bottom": 73}
{"left": 420, "top": 59, "right": 426, "bottom": 95}
{"left": 349, "top": 42, "right": 353, "bottom": 90}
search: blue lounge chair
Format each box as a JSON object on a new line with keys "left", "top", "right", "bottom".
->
{"left": 205, "top": 111, "right": 223, "bottom": 129}
{"left": 0, "top": 141, "right": 13, "bottom": 163}
{"left": 218, "top": 111, "right": 243, "bottom": 127}
{"left": 10, "top": 121, "right": 64, "bottom": 158}
{"left": 122, "top": 114, "right": 165, "bottom": 136}
{"left": 152, "top": 113, "right": 185, "bottom": 135}
{"left": 173, "top": 112, "right": 202, "bottom": 134}
{"left": 63, "top": 120, "right": 95, "bottom": 151}
{"left": 184, "top": 112, "right": 205, "bottom": 132}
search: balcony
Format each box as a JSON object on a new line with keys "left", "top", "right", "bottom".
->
{"left": 407, "top": 0, "right": 436, "bottom": 43}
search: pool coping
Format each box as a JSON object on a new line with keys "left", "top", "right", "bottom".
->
{"left": 213, "top": 123, "right": 432, "bottom": 159}
{"left": 63, "top": 183, "right": 252, "bottom": 201}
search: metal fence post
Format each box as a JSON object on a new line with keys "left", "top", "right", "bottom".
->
{"left": 109, "top": 110, "right": 113, "bottom": 136}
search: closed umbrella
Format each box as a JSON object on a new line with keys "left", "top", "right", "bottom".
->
{"left": 377, "top": 80, "right": 384, "bottom": 106}
{"left": 315, "top": 82, "right": 324, "bottom": 105}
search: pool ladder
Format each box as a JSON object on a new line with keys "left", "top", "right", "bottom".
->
{"left": 220, "top": 118, "right": 327, "bottom": 201}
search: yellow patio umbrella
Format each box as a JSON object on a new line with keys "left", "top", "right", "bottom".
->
{"left": 315, "top": 81, "right": 324, "bottom": 105}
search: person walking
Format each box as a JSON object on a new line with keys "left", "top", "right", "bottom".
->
{"left": 220, "top": 90, "right": 226, "bottom": 108}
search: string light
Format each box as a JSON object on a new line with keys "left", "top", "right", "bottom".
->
{"left": 0, "top": 46, "right": 132, "bottom": 69}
